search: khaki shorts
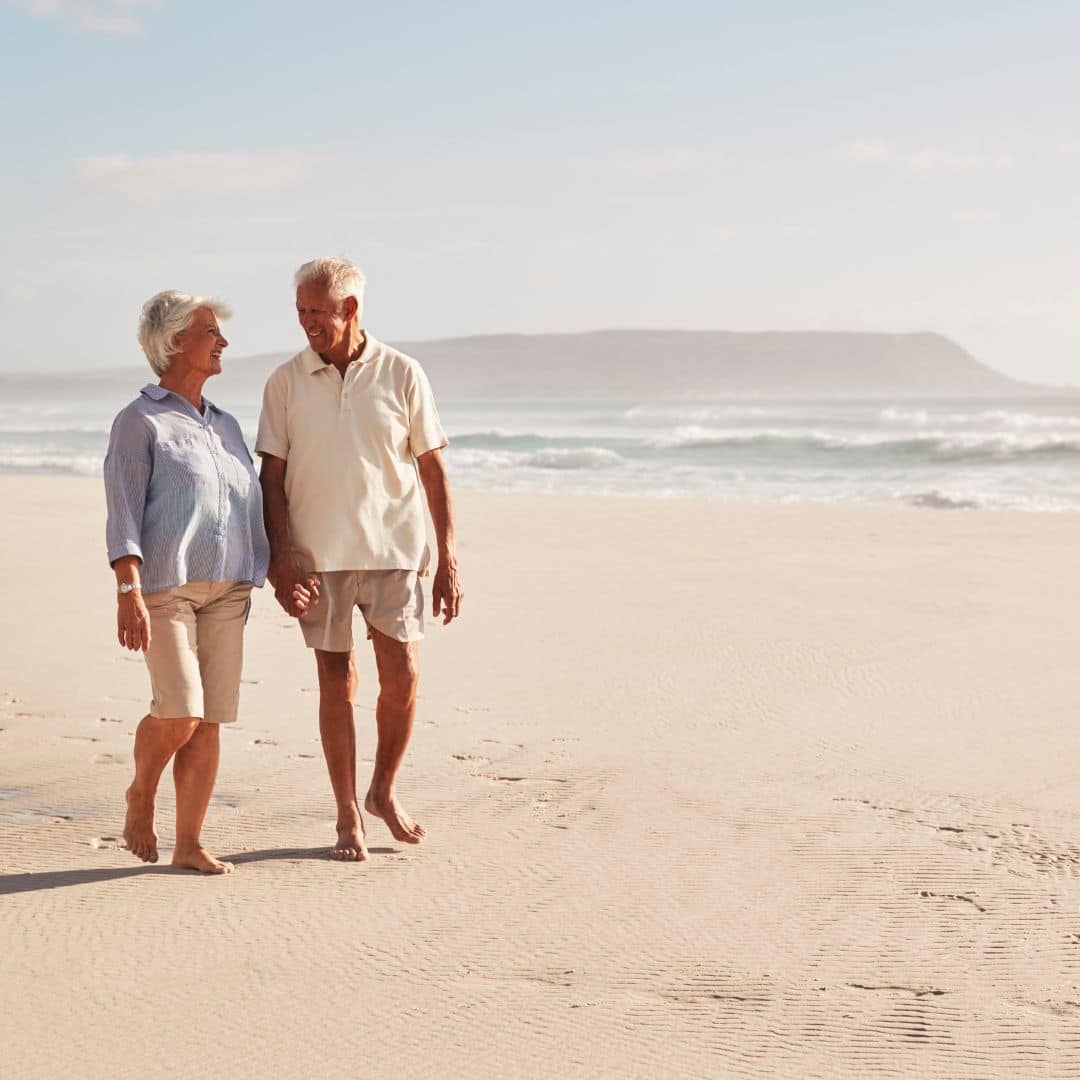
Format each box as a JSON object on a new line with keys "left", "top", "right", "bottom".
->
{"left": 142, "top": 581, "right": 253, "bottom": 725}
{"left": 299, "top": 570, "right": 424, "bottom": 652}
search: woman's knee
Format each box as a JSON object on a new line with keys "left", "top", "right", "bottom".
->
{"left": 190, "top": 720, "right": 220, "bottom": 744}
{"left": 141, "top": 714, "right": 200, "bottom": 746}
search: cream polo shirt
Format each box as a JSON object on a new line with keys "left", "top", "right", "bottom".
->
{"left": 255, "top": 334, "right": 447, "bottom": 574}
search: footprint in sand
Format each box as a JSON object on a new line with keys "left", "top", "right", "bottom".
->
{"left": 88, "top": 836, "right": 121, "bottom": 850}
{"left": 91, "top": 753, "right": 126, "bottom": 765}
{"left": 251, "top": 738, "right": 279, "bottom": 747}
{"left": 97, "top": 716, "right": 121, "bottom": 724}
{"left": 455, "top": 705, "right": 492, "bottom": 714}
{"left": 62, "top": 735, "right": 101, "bottom": 743}
{"left": 452, "top": 753, "right": 493, "bottom": 765}
{"left": 289, "top": 752, "right": 317, "bottom": 760}
{"left": 489, "top": 775, "right": 569, "bottom": 786}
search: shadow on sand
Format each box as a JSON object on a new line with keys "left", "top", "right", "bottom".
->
{"left": 0, "top": 845, "right": 400, "bottom": 895}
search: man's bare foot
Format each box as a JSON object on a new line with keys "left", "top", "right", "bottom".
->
{"left": 330, "top": 816, "right": 368, "bottom": 862}
{"left": 123, "top": 784, "right": 158, "bottom": 864}
{"left": 364, "top": 789, "right": 426, "bottom": 844}
{"left": 171, "top": 846, "right": 234, "bottom": 874}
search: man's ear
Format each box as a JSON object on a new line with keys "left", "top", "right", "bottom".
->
{"left": 343, "top": 295, "right": 359, "bottom": 321}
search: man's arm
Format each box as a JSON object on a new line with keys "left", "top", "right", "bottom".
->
{"left": 259, "top": 453, "right": 317, "bottom": 617}
{"left": 416, "top": 447, "right": 463, "bottom": 625}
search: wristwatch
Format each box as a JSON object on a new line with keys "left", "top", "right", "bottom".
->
{"left": 117, "top": 582, "right": 141, "bottom": 595}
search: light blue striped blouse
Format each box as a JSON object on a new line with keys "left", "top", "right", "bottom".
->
{"left": 104, "top": 385, "right": 270, "bottom": 595}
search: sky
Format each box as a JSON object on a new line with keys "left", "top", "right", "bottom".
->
{"left": 2, "top": 0, "right": 1080, "bottom": 384}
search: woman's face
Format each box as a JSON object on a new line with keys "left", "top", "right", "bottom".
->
{"left": 172, "top": 306, "right": 228, "bottom": 378}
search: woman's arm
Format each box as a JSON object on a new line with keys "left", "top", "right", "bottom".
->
{"left": 113, "top": 554, "right": 151, "bottom": 651}
{"left": 104, "top": 410, "right": 153, "bottom": 651}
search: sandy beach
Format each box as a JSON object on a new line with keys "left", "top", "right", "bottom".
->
{"left": 4, "top": 475, "right": 1080, "bottom": 1078}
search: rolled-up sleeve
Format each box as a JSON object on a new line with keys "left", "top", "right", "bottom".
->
{"left": 406, "top": 363, "right": 448, "bottom": 458}
{"left": 255, "top": 368, "right": 290, "bottom": 460}
{"left": 104, "top": 411, "right": 152, "bottom": 566}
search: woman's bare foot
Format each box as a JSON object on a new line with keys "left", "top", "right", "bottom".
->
{"left": 123, "top": 784, "right": 158, "bottom": 863}
{"left": 364, "top": 789, "right": 425, "bottom": 844}
{"left": 330, "top": 814, "right": 368, "bottom": 862}
{"left": 171, "top": 846, "right": 234, "bottom": 874}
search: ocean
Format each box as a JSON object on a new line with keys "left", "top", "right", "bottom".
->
{"left": 2, "top": 391, "right": 1080, "bottom": 512}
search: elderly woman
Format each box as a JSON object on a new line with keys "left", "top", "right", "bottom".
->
{"left": 104, "top": 291, "right": 291, "bottom": 874}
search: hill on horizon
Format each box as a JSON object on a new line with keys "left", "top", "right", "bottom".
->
{"left": 392, "top": 329, "right": 1049, "bottom": 399}
{"left": 1, "top": 329, "right": 1062, "bottom": 402}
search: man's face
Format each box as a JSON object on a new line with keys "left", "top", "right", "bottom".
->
{"left": 296, "top": 282, "right": 353, "bottom": 355}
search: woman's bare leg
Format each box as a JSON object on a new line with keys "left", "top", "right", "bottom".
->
{"left": 172, "top": 721, "right": 232, "bottom": 874}
{"left": 124, "top": 715, "right": 199, "bottom": 863}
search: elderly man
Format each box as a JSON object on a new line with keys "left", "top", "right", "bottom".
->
{"left": 257, "top": 256, "right": 462, "bottom": 861}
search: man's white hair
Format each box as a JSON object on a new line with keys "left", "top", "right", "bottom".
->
{"left": 294, "top": 256, "right": 366, "bottom": 316}
{"left": 137, "top": 290, "right": 232, "bottom": 376}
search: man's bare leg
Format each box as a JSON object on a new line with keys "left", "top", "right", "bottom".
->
{"left": 364, "top": 632, "right": 425, "bottom": 844}
{"left": 124, "top": 715, "right": 199, "bottom": 863}
{"left": 172, "top": 721, "right": 233, "bottom": 874}
{"left": 315, "top": 649, "right": 368, "bottom": 861}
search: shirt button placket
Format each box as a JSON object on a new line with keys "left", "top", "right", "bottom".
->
{"left": 209, "top": 426, "right": 227, "bottom": 577}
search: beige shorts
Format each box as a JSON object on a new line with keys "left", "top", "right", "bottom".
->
{"left": 142, "top": 581, "right": 253, "bottom": 725}
{"left": 299, "top": 570, "right": 424, "bottom": 652}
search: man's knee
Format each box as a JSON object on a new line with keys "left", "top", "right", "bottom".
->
{"left": 315, "top": 649, "right": 358, "bottom": 702}
{"left": 377, "top": 650, "right": 419, "bottom": 707}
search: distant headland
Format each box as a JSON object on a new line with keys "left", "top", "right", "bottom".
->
{"left": 3, "top": 330, "right": 1066, "bottom": 401}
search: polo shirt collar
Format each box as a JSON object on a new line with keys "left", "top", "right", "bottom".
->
{"left": 140, "top": 383, "right": 221, "bottom": 414}
{"left": 302, "top": 332, "right": 379, "bottom": 374}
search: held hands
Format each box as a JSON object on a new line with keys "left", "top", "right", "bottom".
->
{"left": 269, "top": 556, "right": 320, "bottom": 618}
{"left": 432, "top": 558, "right": 463, "bottom": 625}
{"left": 117, "top": 591, "right": 151, "bottom": 652}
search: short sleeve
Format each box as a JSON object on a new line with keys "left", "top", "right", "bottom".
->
{"left": 255, "top": 367, "right": 290, "bottom": 460}
{"left": 406, "top": 362, "right": 448, "bottom": 458}
{"left": 103, "top": 407, "right": 152, "bottom": 566}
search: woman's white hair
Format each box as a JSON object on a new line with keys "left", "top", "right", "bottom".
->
{"left": 294, "top": 256, "right": 366, "bottom": 316}
{"left": 137, "top": 290, "right": 232, "bottom": 376}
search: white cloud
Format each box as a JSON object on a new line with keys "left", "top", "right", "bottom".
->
{"left": 75, "top": 151, "right": 319, "bottom": 202}
{"left": 847, "top": 138, "right": 1014, "bottom": 175}
{"left": 5, "top": 0, "right": 162, "bottom": 37}
{"left": 951, "top": 208, "right": 995, "bottom": 224}
{"left": 847, "top": 139, "right": 893, "bottom": 163}
{"left": 907, "top": 147, "right": 1014, "bottom": 174}
{"left": 613, "top": 148, "right": 725, "bottom": 177}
